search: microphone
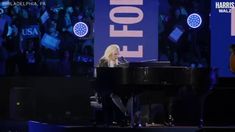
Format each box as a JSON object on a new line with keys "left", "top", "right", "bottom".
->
{"left": 119, "top": 56, "right": 128, "bottom": 64}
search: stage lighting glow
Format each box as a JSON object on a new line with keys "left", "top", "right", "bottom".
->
{"left": 73, "top": 22, "right": 89, "bottom": 37}
{"left": 187, "top": 13, "right": 202, "bottom": 29}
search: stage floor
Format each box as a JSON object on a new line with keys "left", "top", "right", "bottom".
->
{"left": 1, "top": 120, "right": 235, "bottom": 132}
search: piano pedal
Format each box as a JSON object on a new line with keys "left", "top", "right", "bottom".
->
{"left": 164, "top": 122, "right": 175, "bottom": 127}
{"left": 165, "top": 115, "right": 175, "bottom": 127}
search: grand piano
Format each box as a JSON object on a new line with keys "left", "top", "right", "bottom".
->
{"left": 95, "top": 61, "right": 218, "bottom": 127}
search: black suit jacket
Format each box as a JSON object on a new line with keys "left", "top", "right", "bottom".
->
{"left": 98, "top": 58, "right": 109, "bottom": 67}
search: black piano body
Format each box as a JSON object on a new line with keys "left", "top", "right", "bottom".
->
{"left": 96, "top": 66, "right": 217, "bottom": 92}
{"left": 95, "top": 62, "right": 218, "bottom": 127}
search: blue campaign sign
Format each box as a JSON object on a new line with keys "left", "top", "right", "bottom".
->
{"left": 94, "top": 0, "right": 159, "bottom": 65}
{"left": 211, "top": 0, "right": 235, "bottom": 77}
{"left": 21, "top": 25, "right": 40, "bottom": 39}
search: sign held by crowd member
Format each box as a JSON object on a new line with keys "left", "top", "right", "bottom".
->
{"left": 21, "top": 25, "right": 40, "bottom": 39}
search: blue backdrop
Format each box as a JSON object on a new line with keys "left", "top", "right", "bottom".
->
{"left": 94, "top": 0, "right": 159, "bottom": 66}
{"left": 211, "top": 0, "right": 235, "bottom": 77}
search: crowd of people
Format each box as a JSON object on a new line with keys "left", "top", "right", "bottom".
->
{"left": 0, "top": 0, "right": 94, "bottom": 76}
{"left": 158, "top": 0, "right": 210, "bottom": 67}
{"left": 0, "top": 0, "right": 211, "bottom": 77}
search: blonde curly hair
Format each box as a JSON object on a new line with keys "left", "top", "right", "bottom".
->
{"left": 100, "top": 44, "right": 120, "bottom": 65}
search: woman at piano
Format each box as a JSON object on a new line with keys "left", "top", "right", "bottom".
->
{"left": 97, "top": 44, "right": 129, "bottom": 126}
{"left": 98, "top": 44, "right": 120, "bottom": 67}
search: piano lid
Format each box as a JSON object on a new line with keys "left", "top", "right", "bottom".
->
{"left": 118, "top": 60, "right": 171, "bottom": 68}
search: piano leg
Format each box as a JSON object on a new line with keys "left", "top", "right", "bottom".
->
{"left": 199, "top": 95, "right": 205, "bottom": 128}
{"left": 198, "top": 85, "right": 214, "bottom": 128}
{"left": 130, "top": 95, "right": 134, "bottom": 128}
{"left": 128, "top": 95, "right": 142, "bottom": 128}
{"left": 167, "top": 97, "right": 175, "bottom": 126}
{"left": 199, "top": 91, "right": 210, "bottom": 128}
